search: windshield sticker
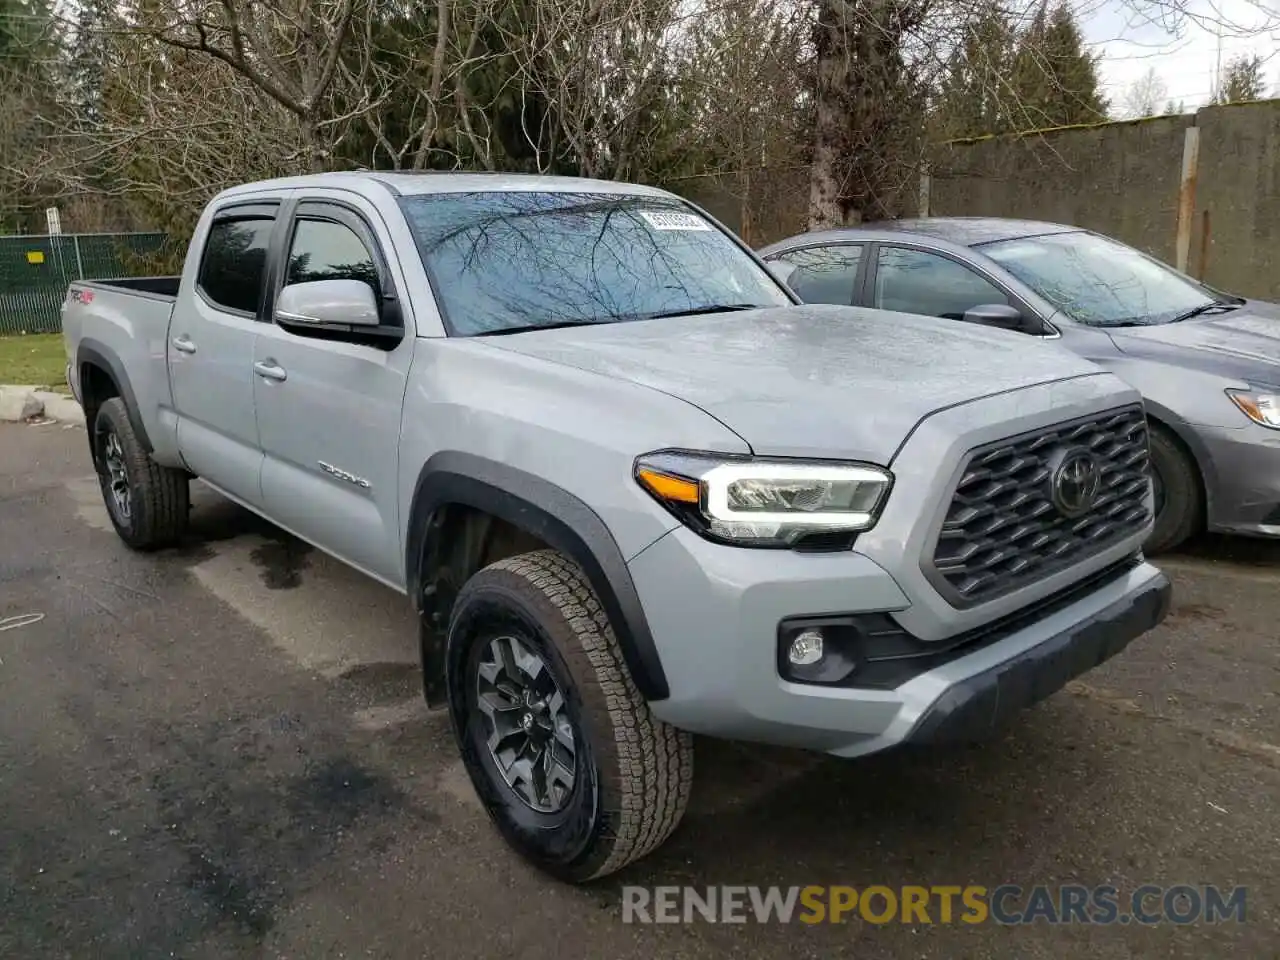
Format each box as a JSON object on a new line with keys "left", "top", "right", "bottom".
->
{"left": 639, "top": 210, "right": 713, "bottom": 231}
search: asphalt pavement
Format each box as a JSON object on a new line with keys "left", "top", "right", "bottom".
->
{"left": 1, "top": 422, "right": 1277, "bottom": 959}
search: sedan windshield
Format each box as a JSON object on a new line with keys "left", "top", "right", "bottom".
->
{"left": 982, "top": 230, "right": 1228, "bottom": 327}
{"left": 399, "top": 192, "right": 791, "bottom": 336}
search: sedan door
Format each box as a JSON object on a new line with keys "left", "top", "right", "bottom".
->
{"left": 169, "top": 201, "right": 284, "bottom": 505}
{"left": 252, "top": 198, "right": 415, "bottom": 589}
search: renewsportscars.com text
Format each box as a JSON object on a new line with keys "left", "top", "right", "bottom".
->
{"left": 621, "top": 884, "right": 1247, "bottom": 925}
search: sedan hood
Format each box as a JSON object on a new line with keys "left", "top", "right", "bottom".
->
{"left": 480, "top": 304, "right": 1103, "bottom": 463}
{"left": 1108, "top": 305, "right": 1280, "bottom": 378}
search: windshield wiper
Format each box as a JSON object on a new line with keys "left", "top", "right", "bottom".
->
{"left": 475, "top": 319, "right": 610, "bottom": 337}
{"left": 475, "top": 303, "right": 766, "bottom": 335}
{"left": 642, "top": 303, "right": 765, "bottom": 320}
{"left": 1172, "top": 300, "right": 1241, "bottom": 323}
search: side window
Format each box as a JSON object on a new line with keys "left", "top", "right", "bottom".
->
{"left": 198, "top": 217, "right": 274, "bottom": 314}
{"left": 775, "top": 245, "right": 863, "bottom": 305}
{"left": 286, "top": 218, "right": 380, "bottom": 299}
{"left": 874, "top": 247, "right": 1008, "bottom": 320}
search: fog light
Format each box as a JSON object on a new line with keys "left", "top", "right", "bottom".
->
{"left": 787, "top": 628, "right": 825, "bottom": 666}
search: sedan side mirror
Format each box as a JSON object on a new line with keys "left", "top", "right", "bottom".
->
{"left": 276, "top": 279, "right": 380, "bottom": 329}
{"left": 963, "top": 303, "right": 1037, "bottom": 333}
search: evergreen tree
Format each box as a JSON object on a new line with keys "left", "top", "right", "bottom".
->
{"left": 0, "top": 0, "right": 59, "bottom": 230}
{"left": 1009, "top": 1, "right": 1107, "bottom": 130}
{"left": 0, "top": 0, "right": 51, "bottom": 60}
{"left": 67, "top": 0, "right": 117, "bottom": 125}
{"left": 1213, "top": 54, "right": 1266, "bottom": 104}
{"left": 933, "top": 2, "right": 1017, "bottom": 138}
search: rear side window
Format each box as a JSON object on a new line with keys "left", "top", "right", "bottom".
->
{"left": 774, "top": 245, "right": 863, "bottom": 305}
{"left": 198, "top": 217, "right": 274, "bottom": 314}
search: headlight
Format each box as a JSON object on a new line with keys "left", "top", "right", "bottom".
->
{"left": 1227, "top": 390, "right": 1280, "bottom": 429}
{"left": 634, "top": 451, "right": 892, "bottom": 548}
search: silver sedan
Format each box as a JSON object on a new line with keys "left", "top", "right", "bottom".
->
{"left": 760, "top": 218, "right": 1280, "bottom": 552}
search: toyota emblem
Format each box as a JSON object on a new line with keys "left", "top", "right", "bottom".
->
{"left": 1051, "top": 449, "right": 1102, "bottom": 518}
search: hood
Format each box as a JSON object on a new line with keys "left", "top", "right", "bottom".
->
{"left": 479, "top": 304, "right": 1105, "bottom": 463}
{"left": 1107, "top": 304, "right": 1280, "bottom": 385}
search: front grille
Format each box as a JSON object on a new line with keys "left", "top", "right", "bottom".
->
{"left": 929, "top": 406, "right": 1151, "bottom": 606}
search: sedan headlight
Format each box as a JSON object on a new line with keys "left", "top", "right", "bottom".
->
{"left": 634, "top": 452, "right": 892, "bottom": 548}
{"left": 1227, "top": 390, "right": 1280, "bottom": 429}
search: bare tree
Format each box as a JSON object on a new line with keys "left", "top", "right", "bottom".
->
{"left": 1120, "top": 67, "right": 1168, "bottom": 119}
{"left": 497, "top": 0, "right": 688, "bottom": 180}
{"left": 129, "top": 0, "right": 360, "bottom": 172}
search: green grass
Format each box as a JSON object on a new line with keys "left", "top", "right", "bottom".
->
{"left": 0, "top": 333, "right": 68, "bottom": 390}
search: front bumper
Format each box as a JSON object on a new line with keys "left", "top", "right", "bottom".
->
{"left": 630, "top": 526, "right": 1171, "bottom": 757}
{"left": 1199, "top": 423, "right": 1280, "bottom": 537}
{"left": 906, "top": 567, "right": 1171, "bottom": 744}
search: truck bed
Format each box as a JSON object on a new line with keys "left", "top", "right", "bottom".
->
{"left": 83, "top": 276, "right": 181, "bottom": 299}
{"left": 62, "top": 278, "right": 181, "bottom": 455}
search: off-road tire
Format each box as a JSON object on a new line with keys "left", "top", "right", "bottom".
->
{"left": 93, "top": 398, "right": 189, "bottom": 550}
{"left": 1146, "top": 423, "right": 1202, "bottom": 554}
{"left": 445, "top": 549, "right": 693, "bottom": 882}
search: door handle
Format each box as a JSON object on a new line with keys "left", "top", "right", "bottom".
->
{"left": 172, "top": 335, "right": 197, "bottom": 354}
{"left": 253, "top": 360, "right": 287, "bottom": 382}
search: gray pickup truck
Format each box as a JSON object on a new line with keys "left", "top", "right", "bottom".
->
{"left": 62, "top": 172, "right": 1171, "bottom": 881}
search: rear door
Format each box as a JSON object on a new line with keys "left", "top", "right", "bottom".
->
{"left": 170, "top": 199, "right": 284, "bottom": 504}
{"left": 252, "top": 194, "right": 415, "bottom": 588}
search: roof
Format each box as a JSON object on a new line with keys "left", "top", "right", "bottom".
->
{"left": 857, "top": 217, "right": 1079, "bottom": 246}
{"left": 218, "top": 170, "right": 672, "bottom": 201}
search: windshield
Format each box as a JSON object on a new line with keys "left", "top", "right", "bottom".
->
{"left": 982, "top": 230, "right": 1220, "bottom": 327}
{"left": 399, "top": 192, "right": 791, "bottom": 336}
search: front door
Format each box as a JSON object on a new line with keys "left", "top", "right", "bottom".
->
{"left": 170, "top": 201, "right": 282, "bottom": 504}
{"left": 253, "top": 198, "right": 413, "bottom": 588}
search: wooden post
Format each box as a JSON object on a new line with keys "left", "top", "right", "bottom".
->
{"left": 918, "top": 165, "right": 931, "bottom": 218}
{"left": 1175, "top": 126, "right": 1200, "bottom": 272}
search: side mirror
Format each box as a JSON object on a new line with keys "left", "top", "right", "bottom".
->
{"left": 766, "top": 260, "right": 797, "bottom": 288}
{"left": 276, "top": 279, "right": 379, "bottom": 329}
{"left": 963, "top": 303, "right": 1035, "bottom": 332}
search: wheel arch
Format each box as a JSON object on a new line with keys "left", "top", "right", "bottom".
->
{"left": 1143, "top": 401, "right": 1212, "bottom": 521}
{"left": 77, "top": 338, "right": 152, "bottom": 454}
{"left": 405, "top": 452, "right": 670, "bottom": 705}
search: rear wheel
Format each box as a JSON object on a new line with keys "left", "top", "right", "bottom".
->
{"left": 1146, "top": 424, "right": 1202, "bottom": 554}
{"left": 445, "top": 549, "right": 693, "bottom": 882}
{"left": 93, "top": 398, "right": 189, "bottom": 550}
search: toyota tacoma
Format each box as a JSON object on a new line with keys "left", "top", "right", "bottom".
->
{"left": 61, "top": 172, "right": 1171, "bottom": 882}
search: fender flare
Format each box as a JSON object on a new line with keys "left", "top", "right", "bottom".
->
{"left": 406, "top": 452, "right": 670, "bottom": 701}
{"left": 77, "top": 338, "right": 153, "bottom": 453}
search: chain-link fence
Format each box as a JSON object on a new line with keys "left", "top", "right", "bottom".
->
{"left": 0, "top": 233, "right": 171, "bottom": 334}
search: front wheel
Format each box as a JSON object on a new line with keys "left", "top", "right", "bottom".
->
{"left": 1146, "top": 424, "right": 1202, "bottom": 554}
{"left": 93, "top": 398, "right": 189, "bottom": 550}
{"left": 445, "top": 549, "right": 693, "bottom": 882}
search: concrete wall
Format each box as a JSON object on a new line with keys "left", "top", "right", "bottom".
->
{"left": 929, "top": 115, "right": 1194, "bottom": 267}
{"left": 1192, "top": 101, "right": 1280, "bottom": 300}
{"left": 931, "top": 100, "right": 1280, "bottom": 300}
{"left": 678, "top": 98, "right": 1280, "bottom": 301}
